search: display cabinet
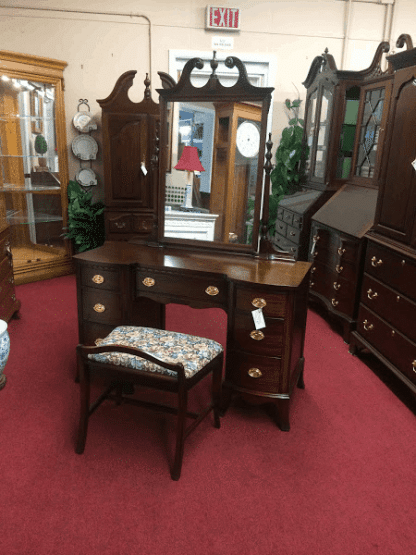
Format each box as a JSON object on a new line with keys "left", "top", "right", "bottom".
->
{"left": 274, "top": 43, "right": 391, "bottom": 261}
{"left": 0, "top": 50, "right": 72, "bottom": 285}
{"left": 349, "top": 35, "right": 416, "bottom": 395}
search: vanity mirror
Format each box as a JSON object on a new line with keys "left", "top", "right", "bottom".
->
{"left": 157, "top": 53, "right": 275, "bottom": 254}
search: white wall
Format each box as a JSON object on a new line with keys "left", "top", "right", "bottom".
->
{"left": 0, "top": 0, "right": 415, "bottom": 196}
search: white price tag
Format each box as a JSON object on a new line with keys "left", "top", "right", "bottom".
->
{"left": 252, "top": 308, "right": 266, "bottom": 330}
{"left": 141, "top": 163, "right": 148, "bottom": 176}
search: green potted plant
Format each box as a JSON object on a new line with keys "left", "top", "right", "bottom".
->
{"left": 268, "top": 98, "right": 308, "bottom": 233}
{"left": 34, "top": 134, "right": 48, "bottom": 169}
{"left": 65, "top": 180, "right": 105, "bottom": 253}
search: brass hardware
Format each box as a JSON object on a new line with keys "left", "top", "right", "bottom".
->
{"left": 93, "top": 303, "right": 105, "bottom": 313}
{"left": 92, "top": 275, "right": 104, "bottom": 284}
{"left": 229, "top": 232, "right": 238, "bottom": 241}
{"left": 371, "top": 256, "right": 383, "bottom": 267}
{"left": 331, "top": 298, "right": 339, "bottom": 307}
{"left": 367, "top": 288, "right": 378, "bottom": 300}
{"left": 337, "top": 247, "right": 345, "bottom": 256}
{"left": 115, "top": 221, "right": 126, "bottom": 229}
{"left": 248, "top": 368, "right": 263, "bottom": 378}
{"left": 252, "top": 297, "right": 266, "bottom": 309}
{"left": 310, "top": 281, "right": 315, "bottom": 287}
{"left": 94, "top": 338, "right": 103, "bottom": 345}
{"left": 313, "top": 251, "right": 318, "bottom": 257}
{"left": 250, "top": 330, "right": 265, "bottom": 341}
{"left": 396, "top": 295, "right": 401, "bottom": 302}
{"left": 401, "top": 259, "right": 406, "bottom": 266}
{"left": 412, "top": 361, "right": 416, "bottom": 373}
{"left": 335, "top": 265, "right": 343, "bottom": 274}
{"left": 289, "top": 231, "right": 296, "bottom": 237}
{"left": 311, "top": 266, "right": 316, "bottom": 273}
{"left": 363, "top": 319, "right": 374, "bottom": 331}
{"left": 391, "top": 331, "right": 395, "bottom": 337}
{"left": 205, "top": 286, "right": 219, "bottom": 296}
{"left": 313, "top": 234, "right": 320, "bottom": 242}
{"left": 333, "top": 282, "right": 341, "bottom": 290}
{"left": 143, "top": 277, "right": 155, "bottom": 287}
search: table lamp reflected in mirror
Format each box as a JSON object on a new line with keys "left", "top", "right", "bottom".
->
{"left": 174, "top": 146, "right": 205, "bottom": 209}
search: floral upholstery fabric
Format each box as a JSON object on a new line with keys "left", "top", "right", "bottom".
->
{"left": 89, "top": 326, "right": 223, "bottom": 379}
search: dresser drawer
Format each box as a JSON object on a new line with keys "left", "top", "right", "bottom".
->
{"left": 0, "top": 255, "right": 13, "bottom": 282}
{"left": 80, "top": 322, "right": 117, "bottom": 346}
{"left": 81, "top": 264, "right": 122, "bottom": 291}
{"left": 235, "top": 287, "right": 288, "bottom": 318}
{"left": 361, "top": 273, "right": 416, "bottom": 344}
{"left": 82, "top": 288, "right": 122, "bottom": 324}
{"left": 282, "top": 210, "right": 293, "bottom": 226}
{"left": 232, "top": 313, "right": 285, "bottom": 356}
{"left": 276, "top": 220, "right": 287, "bottom": 236}
{"left": 311, "top": 256, "right": 357, "bottom": 283}
{"left": 227, "top": 351, "right": 282, "bottom": 394}
{"left": 292, "top": 214, "right": 303, "bottom": 229}
{"left": 365, "top": 242, "right": 416, "bottom": 301}
{"left": 356, "top": 305, "right": 416, "bottom": 386}
{"left": 136, "top": 269, "right": 227, "bottom": 306}
{"left": 273, "top": 234, "right": 299, "bottom": 257}
{"left": 310, "top": 265, "right": 356, "bottom": 316}
{"left": 286, "top": 224, "right": 301, "bottom": 243}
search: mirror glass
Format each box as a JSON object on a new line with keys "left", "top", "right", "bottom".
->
{"left": 163, "top": 99, "right": 263, "bottom": 245}
{"left": 0, "top": 74, "right": 66, "bottom": 271}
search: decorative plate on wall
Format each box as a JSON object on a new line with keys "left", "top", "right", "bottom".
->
{"left": 71, "top": 135, "right": 98, "bottom": 160}
{"left": 75, "top": 168, "right": 97, "bottom": 187}
{"left": 72, "top": 111, "right": 97, "bottom": 133}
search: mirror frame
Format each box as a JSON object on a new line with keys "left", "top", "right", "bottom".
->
{"left": 156, "top": 53, "right": 274, "bottom": 255}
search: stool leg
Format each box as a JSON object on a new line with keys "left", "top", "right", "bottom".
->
{"left": 75, "top": 355, "right": 90, "bottom": 454}
{"left": 212, "top": 361, "right": 222, "bottom": 429}
{"left": 171, "top": 386, "right": 188, "bottom": 481}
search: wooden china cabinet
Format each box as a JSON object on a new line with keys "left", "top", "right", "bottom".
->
{"left": 74, "top": 54, "right": 312, "bottom": 431}
{"left": 349, "top": 35, "right": 416, "bottom": 395}
{"left": 308, "top": 42, "right": 393, "bottom": 341}
{"left": 97, "top": 72, "right": 160, "bottom": 242}
{"left": 0, "top": 50, "right": 72, "bottom": 287}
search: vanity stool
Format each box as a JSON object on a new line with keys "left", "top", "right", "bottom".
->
{"left": 75, "top": 325, "right": 224, "bottom": 480}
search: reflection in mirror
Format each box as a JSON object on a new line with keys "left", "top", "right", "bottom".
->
{"left": 164, "top": 100, "right": 262, "bottom": 245}
{"left": 336, "top": 86, "right": 360, "bottom": 179}
{"left": 0, "top": 73, "right": 66, "bottom": 271}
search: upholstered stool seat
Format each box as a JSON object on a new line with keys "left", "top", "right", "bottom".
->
{"left": 75, "top": 326, "right": 224, "bottom": 480}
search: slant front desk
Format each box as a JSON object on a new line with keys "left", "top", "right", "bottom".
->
{"left": 74, "top": 242, "right": 311, "bottom": 431}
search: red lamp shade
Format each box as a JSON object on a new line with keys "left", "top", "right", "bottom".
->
{"left": 174, "top": 146, "right": 205, "bottom": 172}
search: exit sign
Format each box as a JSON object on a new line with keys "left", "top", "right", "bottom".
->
{"left": 206, "top": 6, "right": 240, "bottom": 31}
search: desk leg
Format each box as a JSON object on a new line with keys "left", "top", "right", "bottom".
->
{"left": 219, "top": 381, "right": 234, "bottom": 416}
{"left": 265, "top": 400, "right": 291, "bottom": 432}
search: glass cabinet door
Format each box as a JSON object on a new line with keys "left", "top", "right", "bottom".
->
{"left": 0, "top": 51, "right": 72, "bottom": 285}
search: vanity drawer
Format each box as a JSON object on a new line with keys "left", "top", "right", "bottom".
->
{"left": 80, "top": 322, "right": 117, "bottom": 346}
{"left": 226, "top": 351, "right": 282, "bottom": 394}
{"left": 356, "top": 305, "right": 416, "bottom": 386}
{"left": 136, "top": 269, "right": 227, "bottom": 305}
{"left": 232, "top": 313, "right": 285, "bottom": 356}
{"left": 235, "top": 287, "right": 288, "bottom": 318}
{"left": 82, "top": 288, "right": 122, "bottom": 324}
{"left": 361, "top": 273, "right": 416, "bottom": 344}
{"left": 365, "top": 242, "right": 416, "bottom": 301}
{"left": 81, "top": 264, "right": 122, "bottom": 291}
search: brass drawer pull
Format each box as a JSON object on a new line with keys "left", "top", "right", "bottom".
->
{"left": 248, "top": 368, "right": 262, "bottom": 378}
{"left": 367, "top": 288, "right": 378, "bottom": 300}
{"left": 310, "top": 281, "right": 315, "bottom": 287}
{"left": 94, "top": 338, "right": 103, "bottom": 345}
{"left": 412, "top": 361, "right": 416, "bottom": 373}
{"left": 313, "top": 234, "right": 320, "bottom": 242}
{"left": 333, "top": 282, "right": 341, "bottom": 290}
{"left": 337, "top": 247, "right": 345, "bottom": 256}
{"left": 331, "top": 298, "right": 339, "bottom": 307}
{"left": 205, "top": 286, "right": 219, "bottom": 296}
{"left": 250, "top": 330, "right": 265, "bottom": 341}
{"left": 93, "top": 303, "right": 105, "bottom": 313}
{"left": 289, "top": 231, "right": 296, "bottom": 237}
{"left": 252, "top": 297, "right": 267, "bottom": 309}
{"left": 143, "top": 277, "right": 155, "bottom": 287}
{"left": 363, "top": 319, "right": 374, "bottom": 331}
{"left": 311, "top": 266, "right": 316, "bottom": 274}
{"left": 115, "top": 221, "right": 126, "bottom": 229}
{"left": 335, "top": 265, "right": 343, "bottom": 274}
{"left": 371, "top": 256, "right": 383, "bottom": 267}
{"left": 92, "top": 274, "right": 104, "bottom": 284}
{"left": 313, "top": 251, "right": 318, "bottom": 257}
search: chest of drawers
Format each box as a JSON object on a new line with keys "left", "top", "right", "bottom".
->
{"left": 349, "top": 239, "right": 416, "bottom": 394}
{"left": 0, "top": 227, "right": 20, "bottom": 322}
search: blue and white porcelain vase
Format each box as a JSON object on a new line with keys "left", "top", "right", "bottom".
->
{"left": 0, "top": 320, "right": 10, "bottom": 390}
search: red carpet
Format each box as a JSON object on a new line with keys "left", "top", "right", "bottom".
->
{"left": 1, "top": 274, "right": 415, "bottom": 555}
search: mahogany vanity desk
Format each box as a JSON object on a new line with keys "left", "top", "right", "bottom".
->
{"left": 74, "top": 241, "right": 311, "bottom": 431}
